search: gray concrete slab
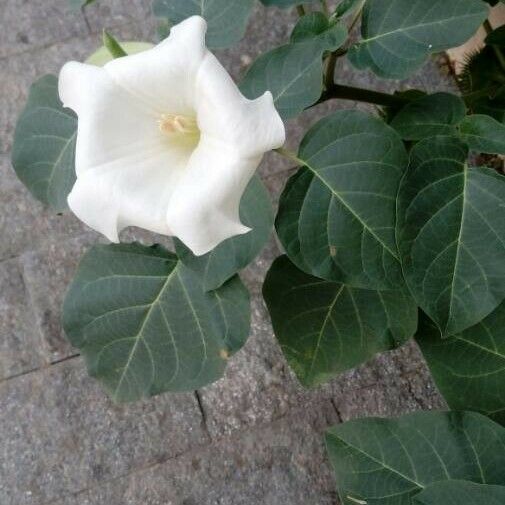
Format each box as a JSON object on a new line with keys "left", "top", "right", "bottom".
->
{"left": 0, "top": 359, "right": 206, "bottom": 505}
{"left": 52, "top": 402, "right": 339, "bottom": 505}
{"left": 0, "top": 257, "right": 45, "bottom": 379}
{"left": 21, "top": 233, "right": 97, "bottom": 362}
{"left": 0, "top": 156, "right": 89, "bottom": 261}
{"left": 0, "top": 0, "right": 88, "bottom": 59}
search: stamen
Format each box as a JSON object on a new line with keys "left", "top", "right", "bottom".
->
{"left": 158, "top": 114, "right": 199, "bottom": 136}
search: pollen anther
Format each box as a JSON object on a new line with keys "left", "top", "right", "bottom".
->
{"left": 158, "top": 113, "right": 199, "bottom": 136}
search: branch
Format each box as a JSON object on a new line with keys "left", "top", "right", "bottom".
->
{"left": 318, "top": 83, "right": 411, "bottom": 107}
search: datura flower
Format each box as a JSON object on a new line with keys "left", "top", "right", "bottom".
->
{"left": 58, "top": 16, "right": 285, "bottom": 256}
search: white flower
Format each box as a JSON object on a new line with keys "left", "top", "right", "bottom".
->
{"left": 59, "top": 16, "right": 285, "bottom": 256}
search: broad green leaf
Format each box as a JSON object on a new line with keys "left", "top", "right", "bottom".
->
{"left": 240, "top": 14, "right": 347, "bottom": 119}
{"left": 12, "top": 75, "right": 77, "bottom": 212}
{"left": 63, "top": 243, "right": 250, "bottom": 402}
{"left": 390, "top": 93, "right": 466, "bottom": 141}
{"left": 259, "top": 0, "right": 317, "bottom": 7}
{"left": 263, "top": 256, "right": 417, "bottom": 387}
{"left": 414, "top": 480, "right": 505, "bottom": 505}
{"left": 152, "top": 0, "right": 254, "bottom": 48}
{"left": 335, "top": 0, "right": 364, "bottom": 19}
{"left": 276, "top": 110, "right": 408, "bottom": 289}
{"left": 397, "top": 136, "right": 505, "bottom": 336}
{"left": 290, "top": 12, "right": 341, "bottom": 43}
{"left": 349, "top": 0, "right": 489, "bottom": 79}
{"left": 417, "top": 308, "right": 505, "bottom": 425}
{"left": 85, "top": 42, "right": 154, "bottom": 66}
{"left": 174, "top": 176, "right": 273, "bottom": 291}
{"left": 459, "top": 114, "right": 505, "bottom": 154}
{"left": 326, "top": 410, "right": 505, "bottom": 505}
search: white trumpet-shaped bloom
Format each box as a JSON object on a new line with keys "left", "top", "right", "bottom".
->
{"left": 59, "top": 16, "right": 285, "bottom": 255}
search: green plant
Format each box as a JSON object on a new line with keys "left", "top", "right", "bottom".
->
{"left": 12, "top": 0, "right": 505, "bottom": 502}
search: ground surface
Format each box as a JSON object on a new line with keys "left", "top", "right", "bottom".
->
{"left": 0, "top": 2, "right": 453, "bottom": 504}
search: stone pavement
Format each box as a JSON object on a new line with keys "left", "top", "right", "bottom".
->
{"left": 0, "top": 1, "right": 451, "bottom": 504}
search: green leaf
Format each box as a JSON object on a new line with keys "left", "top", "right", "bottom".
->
{"left": 12, "top": 75, "right": 77, "bottom": 212}
{"left": 174, "top": 176, "right": 273, "bottom": 291}
{"left": 459, "top": 114, "right": 505, "bottom": 154}
{"left": 390, "top": 93, "right": 467, "bottom": 141}
{"left": 416, "top": 308, "right": 505, "bottom": 425}
{"left": 414, "top": 480, "right": 505, "bottom": 505}
{"left": 349, "top": 0, "right": 489, "bottom": 79}
{"left": 259, "top": 0, "right": 317, "bottom": 7}
{"left": 276, "top": 110, "right": 408, "bottom": 289}
{"left": 63, "top": 243, "right": 250, "bottom": 402}
{"left": 102, "top": 30, "right": 127, "bottom": 59}
{"left": 152, "top": 0, "right": 254, "bottom": 48}
{"left": 326, "top": 410, "right": 505, "bottom": 505}
{"left": 263, "top": 256, "right": 417, "bottom": 387}
{"left": 334, "top": 0, "right": 364, "bottom": 19}
{"left": 240, "top": 14, "right": 347, "bottom": 119}
{"left": 397, "top": 136, "right": 505, "bottom": 336}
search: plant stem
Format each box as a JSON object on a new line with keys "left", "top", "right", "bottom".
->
{"left": 296, "top": 5, "right": 305, "bottom": 16}
{"left": 320, "top": 0, "right": 329, "bottom": 15}
{"left": 483, "top": 19, "right": 494, "bottom": 35}
{"left": 319, "top": 83, "right": 410, "bottom": 107}
{"left": 325, "top": 52, "right": 338, "bottom": 89}
{"left": 348, "top": 0, "right": 365, "bottom": 32}
{"left": 274, "top": 147, "right": 305, "bottom": 166}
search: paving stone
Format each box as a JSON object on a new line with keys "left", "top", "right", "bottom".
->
{"left": 0, "top": 22, "right": 155, "bottom": 154}
{"left": 199, "top": 289, "right": 441, "bottom": 440}
{"left": 0, "top": 359, "right": 206, "bottom": 505}
{"left": 198, "top": 294, "right": 303, "bottom": 439}
{"left": 333, "top": 368, "right": 447, "bottom": 422}
{"left": 53, "top": 402, "right": 339, "bottom": 505}
{"left": 20, "top": 233, "right": 98, "bottom": 362}
{"left": 0, "top": 156, "right": 89, "bottom": 260}
{"left": 0, "top": 258, "right": 45, "bottom": 380}
{"left": 82, "top": 0, "right": 152, "bottom": 36}
{"left": 0, "top": 0, "right": 88, "bottom": 59}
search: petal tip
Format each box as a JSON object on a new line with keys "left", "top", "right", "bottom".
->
{"left": 170, "top": 15, "right": 208, "bottom": 43}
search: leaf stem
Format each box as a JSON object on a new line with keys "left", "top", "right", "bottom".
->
{"left": 318, "top": 83, "right": 410, "bottom": 107}
{"left": 483, "top": 19, "right": 494, "bottom": 35}
{"left": 348, "top": 0, "right": 365, "bottom": 32}
{"left": 296, "top": 5, "right": 306, "bottom": 16}
{"left": 325, "top": 52, "right": 338, "bottom": 89}
{"left": 274, "top": 147, "right": 305, "bottom": 166}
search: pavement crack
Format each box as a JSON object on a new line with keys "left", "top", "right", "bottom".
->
{"left": 194, "top": 390, "right": 211, "bottom": 441}
{"left": 330, "top": 398, "right": 343, "bottom": 423}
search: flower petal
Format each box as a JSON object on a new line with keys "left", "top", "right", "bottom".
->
{"left": 166, "top": 136, "right": 261, "bottom": 256}
{"left": 103, "top": 16, "right": 208, "bottom": 114}
{"left": 60, "top": 61, "right": 194, "bottom": 241}
{"left": 59, "top": 61, "right": 160, "bottom": 177}
{"left": 195, "top": 52, "right": 286, "bottom": 157}
{"left": 68, "top": 145, "right": 190, "bottom": 242}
